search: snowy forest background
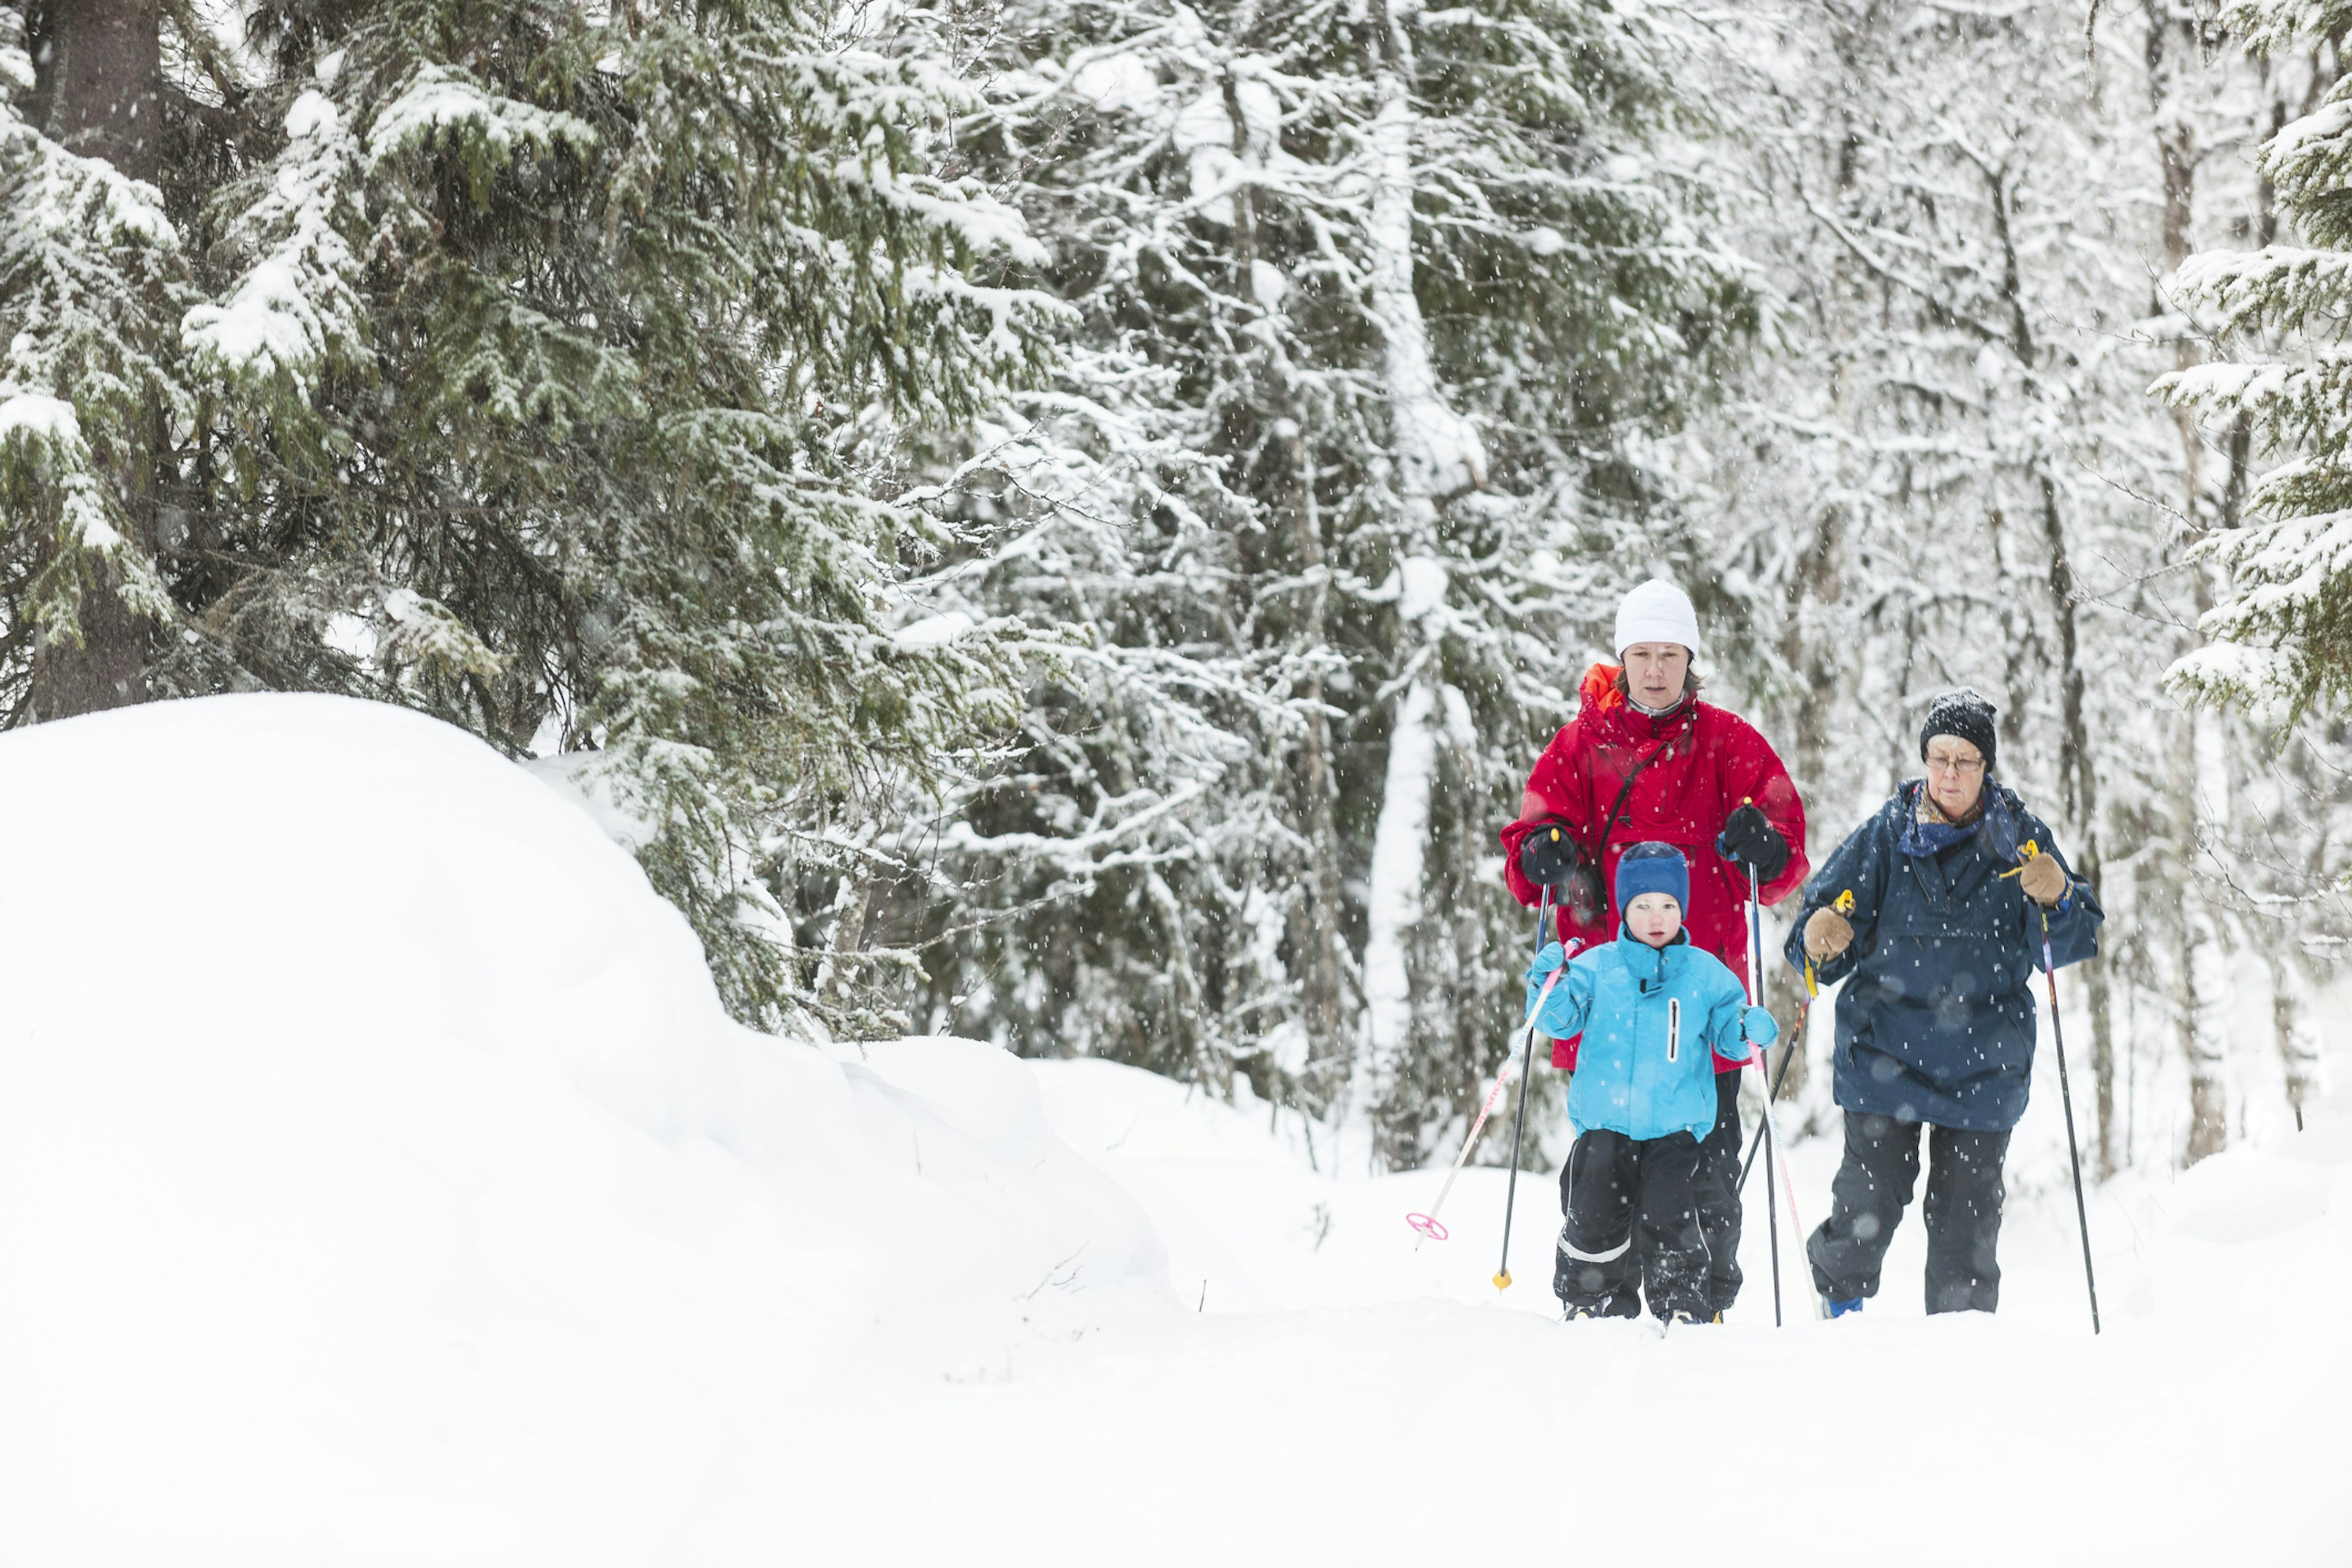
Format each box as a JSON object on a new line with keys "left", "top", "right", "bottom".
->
{"left": 8, "top": 0, "right": 2352, "bottom": 1181}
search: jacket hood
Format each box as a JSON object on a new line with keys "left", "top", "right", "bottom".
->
{"left": 1579, "top": 662, "right": 1626, "bottom": 715}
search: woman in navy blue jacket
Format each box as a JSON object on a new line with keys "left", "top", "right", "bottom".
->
{"left": 1782, "top": 692, "right": 2102, "bottom": 1316}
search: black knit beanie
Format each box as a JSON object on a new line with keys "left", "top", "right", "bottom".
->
{"left": 1920, "top": 690, "right": 1997, "bottom": 772}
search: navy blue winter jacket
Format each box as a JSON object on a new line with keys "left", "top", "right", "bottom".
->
{"left": 1783, "top": 781, "right": 2102, "bottom": 1132}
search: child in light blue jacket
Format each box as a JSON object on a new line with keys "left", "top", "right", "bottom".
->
{"left": 1526, "top": 842, "right": 1777, "bottom": 1324}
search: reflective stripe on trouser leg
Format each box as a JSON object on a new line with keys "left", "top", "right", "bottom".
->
{"left": 1559, "top": 1229, "right": 1632, "bottom": 1263}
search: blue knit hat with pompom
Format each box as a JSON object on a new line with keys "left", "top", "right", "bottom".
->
{"left": 1615, "top": 841, "right": 1689, "bottom": 913}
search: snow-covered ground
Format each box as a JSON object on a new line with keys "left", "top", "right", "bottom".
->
{"left": 0, "top": 696, "right": 2342, "bottom": 1564}
{"left": 884, "top": 1060, "right": 2350, "bottom": 1566}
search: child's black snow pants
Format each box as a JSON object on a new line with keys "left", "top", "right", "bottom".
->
{"left": 1806, "top": 1112, "right": 2010, "bottom": 1313}
{"left": 1553, "top": 1127, "right": 1708, "bottom": 1321}
{"left": 1693, "top": 1070, "right": 1744, "bottom": 1315}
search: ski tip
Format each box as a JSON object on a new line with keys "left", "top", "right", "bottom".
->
{"left": 1492, "top": 1270, "right": 1512, "bottom": 1291}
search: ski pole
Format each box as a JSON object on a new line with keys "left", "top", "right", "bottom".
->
{"left": 1736, "top": 891, "right": 1850, "bottom": 1197}
{"left": 1493, "top": 891, "right": 1555, "bottom": 1291}
{"left": 1736, "top": 960, "right": 1813, "bottom": 1196}
{"left": 1408, "top": 943, "right": 1564, "bottom": 1245}
{"left": 1749, "top": 862, "right": 1782, "bottom": 1327}
{"left": 2037, "top": 895, "right": 2102, "bottom": 1335}
{"left": 1406, "top": 1056, "right": 1518, "bottom": 1248}
{"left": 1787, "top": 962, "right": 1826, "bottom": 1318}
{"left": 1760, "top": 1060, "right": 1825, "bottom": 1319}
{"left": 1408, "top": 891, "right": 1554, "bottom": 1249}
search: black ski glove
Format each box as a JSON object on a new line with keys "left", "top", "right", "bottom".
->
{"left": 1718, "top": 803, "right": 1790, "bottom": 883}
{"left": 1517, "top": 819, "right": 1583, "bottom": 889}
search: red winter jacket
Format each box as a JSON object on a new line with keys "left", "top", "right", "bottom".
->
{"left": 1501, "top": 664, "right": 1809, "bottom": 1071}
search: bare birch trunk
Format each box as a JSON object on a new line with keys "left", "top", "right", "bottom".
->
{"left": 1350, "top": 1, "right": 1485, "bottom": 1165}
{"left": 2149, "top": 7, "right": 2228, "bottom": 1166}
{"left": 2269, "top": 947, "right": 2316, "bottom": 1131}
{"left": 2163, "top": 712, "right": 2223, "bottom": 1164}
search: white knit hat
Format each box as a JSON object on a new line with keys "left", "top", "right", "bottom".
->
{"left": 1613, "top": 578, "right": 1704, "bottom": 659}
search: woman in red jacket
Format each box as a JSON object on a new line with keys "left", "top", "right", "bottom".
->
{"left": 1499, "top": 579, "right": 1809, "bottom": 1320}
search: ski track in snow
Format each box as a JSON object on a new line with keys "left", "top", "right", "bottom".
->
{"left": 0, "top": 694, "right": 2341, "bottom": 1564}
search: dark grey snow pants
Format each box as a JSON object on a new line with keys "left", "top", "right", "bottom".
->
{"left": 1806, "top": 1112, "right": 2011, "bottom": 1314}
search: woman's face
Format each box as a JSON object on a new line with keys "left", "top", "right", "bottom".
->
{"left": 1622, "top": 643, "right": 1690, "bottom": 709}
{"left": 1923, "top": 736, "right": 1988, "bottom": 819}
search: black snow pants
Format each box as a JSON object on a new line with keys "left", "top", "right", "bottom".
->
{"left": 1694, "top": 1070, "right": 1744, "bottom": 1314}
{"left": 1806, "top": 1112, "right": 2011, "bottom": 1314}
{"left": 1553, "top": 1127, "right": 1708, "bottom": 1321}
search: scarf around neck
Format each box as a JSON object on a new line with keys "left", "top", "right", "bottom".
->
{"left": 1899, "top": 778, "right": 2018, "bottom": 861}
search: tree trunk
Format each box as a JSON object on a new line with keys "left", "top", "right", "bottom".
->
{"left": 1350, "top": 0, "right": 1484, "bottom": 1167}
{"left": 1291, "top": 437, "right": 1351, "bottom": 1108}
{"left": 1358, "top": 673, "right": 1439, "bottom": 1163}
{"left": 29, "top": 0, "right": 164, "bottom": 720}
{"left": 2031, "top": 475, "right": 2119, "bottom": 1174}
{"left": 2269, "top": 946, "right": 2316, "bottom": 1131}
{"left": 2148, "top": 7, "right": 2228, "bottom": 1169}
{"left": 2086, "top": 913, "right": 2119, "bottom": 1178}
{"left": 1768, "top": 500, "right": 1842, "bottom": 1098}
{"left": 2170, "top": 705, "right": 2229, "bottom": 1164}
{"left": 1227, "top": 99, "right": 1352, "bottom": 1112}
{"left": 1972, "top": 127, "right": 2121, "bottom": 1178}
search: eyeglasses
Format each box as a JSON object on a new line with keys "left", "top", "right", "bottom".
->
{"left": 1924, "top": 755, "right": 1985, "bottom": 777}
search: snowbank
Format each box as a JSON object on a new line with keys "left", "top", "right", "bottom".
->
{"left": 0, "top": 695, "right": 1167, "bottom": 1563}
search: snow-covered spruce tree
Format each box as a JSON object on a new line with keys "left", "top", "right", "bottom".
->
{"left": 2154, "top": 4, "right": 2352, "bottom": 1152}
{"left": 2161, "top": 4, "right": 2352, "bottom": 719}
{"left": 0, "top": 0, "right": 1055, "bottom": 1030}
{"left": 916, "top": 0, "right": 1751, "bottom": 1167}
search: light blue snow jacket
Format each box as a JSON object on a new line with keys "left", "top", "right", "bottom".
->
{"left": 1526, "top": 928, "right": 1770, "bottom": 1142}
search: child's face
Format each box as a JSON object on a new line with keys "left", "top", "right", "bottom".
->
{"left": 1626, "top": 892, "right": 1683, "bottom": 948}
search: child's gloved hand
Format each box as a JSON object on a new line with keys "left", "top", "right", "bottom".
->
{"left": 1526, "top": 941, "right": 1567, "bottom": 983}
{"left": 1741, "top": 1005, "right": 1779, "bottom": 1047}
